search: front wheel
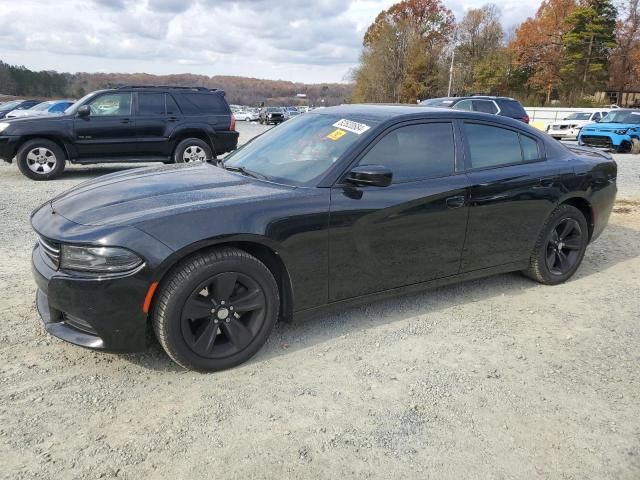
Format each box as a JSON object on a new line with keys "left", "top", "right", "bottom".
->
{"left": 16, "top": 139, "right": 66, "bottom": 180}
{"left": 174, "top": 138, "right": 214, "bottom": 163}
{"left": 524, "top": 204, "right": 589, "bottom": 285}
{"left": 152, "top": 248, "right": 279, "bottom": 371}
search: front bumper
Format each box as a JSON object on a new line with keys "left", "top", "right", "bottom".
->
{"left": 579, "top": 132, "right": 629, "bottom": 149}
{"left": 548, "top": 128, "right": 580, "bottom": 140}
{"left": 0, "top": 135, "right": 20, "bottom": 162}
{"left": 32, "top": 242, "right": 151, "bottom": 353}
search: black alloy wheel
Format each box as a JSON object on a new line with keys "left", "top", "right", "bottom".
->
{"left": 545, "top": 218, "right": 583, "bottom": 275}
{"left": 153, "top": 248, "right": 279, "bottom": 371}
{"left": 524, "top": 204, "right": 589, "bottom": 285}
{"left": 181, "top": 272, "right": 267, "bottom": 359}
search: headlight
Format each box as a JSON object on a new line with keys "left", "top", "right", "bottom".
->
{"left": 0, "top": 122, "right": 11, "bottom": 133}
{"left": 60, "top": 245, "right": 143, "bottom": 272}
{"left": 614, "top": 129, "right": 629, "bottom": 135}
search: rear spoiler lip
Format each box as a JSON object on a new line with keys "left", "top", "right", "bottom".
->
{"left": 565, "top": 143, "right": 614, "bottom": 160}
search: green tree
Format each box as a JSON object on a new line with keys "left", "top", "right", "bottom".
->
{"left": 562, "top": 0, "right": 617, "bottom": 100}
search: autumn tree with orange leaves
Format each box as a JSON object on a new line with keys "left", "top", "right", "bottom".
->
{"left": 509, "top": 0, "right": 578, "bottom": 103}
{"left": 352, "top": 0, "right": 454, "bottom": 103}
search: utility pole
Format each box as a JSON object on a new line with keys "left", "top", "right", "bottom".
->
{"left": 447, "top": 47, "right": 455, "bottom": 97}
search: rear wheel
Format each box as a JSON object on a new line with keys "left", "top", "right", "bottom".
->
{"left": 16, "top": 139, "right": 66, "bottom": 180}
{"left": 524, "top": 204, "right": 589, "bottom": 285}
{"left": 174, "top": 138, "right": 214, "bottom": 164}
{"left": 152, "top": 248, "right": 279, "bottom": 371}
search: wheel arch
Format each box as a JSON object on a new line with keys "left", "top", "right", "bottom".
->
{"left": 16, "top": 135, "right": 70, "bottom": 160}
{"left": 171, "top": 128, "right": 217, "bottom": 156}
{"left": 148, "top": 237, "right": 294, "bottom": 324}
{"left": 559, "top": 196, "right": 594, "bottom": 241}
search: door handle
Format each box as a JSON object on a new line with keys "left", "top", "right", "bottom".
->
{"left": 539, "top": 177, "right": 554, "bottom": 187}
{"left": 120, "top": 118, "right": 130, "bottom": 124}
{"left": 446, "top": 195, "right": 466, "bottom": 209}
{"left": 168, "top": 116, "right": 178, "bottom": 122}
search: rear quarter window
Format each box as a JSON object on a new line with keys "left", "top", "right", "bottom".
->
{"left": 175, "top": 93, "right": 230, "bottom": 115}
{"left": 498, "top": 100, "right": 526, "bottom": 116}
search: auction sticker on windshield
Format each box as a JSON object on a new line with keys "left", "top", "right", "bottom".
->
{"left": 332, "top": 119, "right": 371, "bottom": 135}
{"left": 327, "top": 129, "right": 347, "bottom": 141}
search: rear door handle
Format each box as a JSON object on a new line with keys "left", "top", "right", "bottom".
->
{"left": 446, "top": 195, "right": 466, "bottom": 209}
{"left": 120, "top": 118, "right": 130, "bottom": 124}
{"left": 539, "top": 177, "right": 554, "bottom": 187}
{"left": 168, "top": 116, "right": 178, "bottom": 122}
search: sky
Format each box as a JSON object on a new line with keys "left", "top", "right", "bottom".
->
{"left": 0, "top": 0, "right": 539, "bottom": 84}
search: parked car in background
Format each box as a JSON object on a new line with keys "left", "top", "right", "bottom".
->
{"left": 259, "top": 107, "right": 284, "bottom": 125}
{"left": 0, "top": 99, "right": 41, "bottom": 119}
{"left": 286, "top": 107, "right": 301, "bottom": 119}
{"left": 545, "top": 110, "right": 609, "bottom": 140}
{"left": 5, "top": 99, "right": 75, "bottom": 119}
{"left": 30, "top": 105, "right": 617, "bottom": 371}
{"left": 420, "top": 96, "right": 530, "bottom": 123}
{"left": 578, "top": 109, "right": 640, "bottom": 153}
{"left": 0, "top": 86, "right": 238, "bottom": 180}
{"left": 235, "top": 109, "right": 259, "bottom": 122}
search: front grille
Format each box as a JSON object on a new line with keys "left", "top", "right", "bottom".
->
{"left": 581, "top": 135, "right": 613, "bottom": 148}
{"left": 38, "top": 236, "right": 60, "bottom": 269}
{"left": 62, "top": 313, "right": 98, "bottom": 336}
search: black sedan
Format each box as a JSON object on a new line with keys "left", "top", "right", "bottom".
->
{"left": 31, "top": 105, "right": 617, "bottom": 371}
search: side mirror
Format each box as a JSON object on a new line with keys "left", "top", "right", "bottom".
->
{"left": 77, "top": 105, "right": 91, "bottom": 118}
{"left": 346, "top": 165, "right": 392, "bottom": 187}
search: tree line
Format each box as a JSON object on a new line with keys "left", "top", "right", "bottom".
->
{"left": 352, "top": 0, "right": 640, "bottom": 106}
{"left": 0, "top": 63, "right": 351, "bottom": 107}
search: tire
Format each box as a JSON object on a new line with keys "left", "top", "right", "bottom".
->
{"left": 152, "top": 248, "right": 280, "bottom": 371}
{"left": 173, "top": 138, "right": 214, "bottom": 164}
{"left": 16, "top": 139, "right": 66, "bottom": 180}
{"left": 631, "top": 138, "right": 640, "bottom": 155}
{"left": 524, "top": 204, "right": 589, "bottom": 285}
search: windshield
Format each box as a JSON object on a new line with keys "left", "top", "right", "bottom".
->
{"left": 421, "top": 98, "right": 455, "bottom": 107}
{"left": 224, "top": 113, "right": 377, "bottom": 186}
{"left": 31, "top": 101, "right": 54, "bottom": 111}
{"left": 564, "top": 112, "right": 591, "bottom": 120}
{"left": 599, "top": 110, "right": 640, "bottom": 124}
{"left": 0, "top": 100, "right": 22, "bottom": 110}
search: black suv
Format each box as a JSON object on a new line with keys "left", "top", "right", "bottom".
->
{"left": 259, "top": 107, "right": 285, "bottom": 125}
{"left": 420, "top": 96, "right": 530, "bottom": 123}
{"left": 0, "top": 86, "right": 238, "bottom": 180}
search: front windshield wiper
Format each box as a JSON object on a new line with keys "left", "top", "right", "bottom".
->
{"left": 223, "top": 164, "right": 270, "bottom": 181}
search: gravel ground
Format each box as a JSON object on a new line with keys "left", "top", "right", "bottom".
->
{"left": 1, "top": 123, "right": 639, "bottom": 479}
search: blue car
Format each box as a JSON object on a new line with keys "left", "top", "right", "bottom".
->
{"left": 578, "top": 109, "right": 640, "bottom": 153}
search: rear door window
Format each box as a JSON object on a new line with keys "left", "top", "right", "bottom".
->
{"left": 463, "top": 123, "right": 542, "bottom": 169}
{"left": 166, "top": 94, "right": 180, "bottom": 115}
{"left": 137, "top": 93, "right": 166, "bottom": 115}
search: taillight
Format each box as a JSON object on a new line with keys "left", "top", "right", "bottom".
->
{"left": 522, "top": 115, "right": 530, "bottom": 124}
{"left": 230, "top": 113, "right": 236, "bottom": 131}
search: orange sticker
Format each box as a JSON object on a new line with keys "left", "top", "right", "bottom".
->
{"left": 327, "top": 129, "right": 347, "bottom": 141}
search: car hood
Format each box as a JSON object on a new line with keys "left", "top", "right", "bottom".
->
{"left": 550, "top": 120, "right": 590, "bottom": 127}
{"left": 4, "top": 113, "right": 69, "bottom": 126}
{"left": 50, "top": 163, "right": 297, "bottom": 227}
{"left": 582, "top": 122, "right": 639, "bottom": 131}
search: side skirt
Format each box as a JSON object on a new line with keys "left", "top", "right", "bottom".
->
{"left": 290, "top": 260, "right": 528, "bottom": 324}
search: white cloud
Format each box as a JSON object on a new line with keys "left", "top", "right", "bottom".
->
{"left": 0, "top": 0, "right": 539, "bottom": 83}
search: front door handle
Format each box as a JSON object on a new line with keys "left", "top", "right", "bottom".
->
{"left": 168, "top": 116, "right": 178, "bottom": 122}
{"left": 446, "top": 195, "right": 466, "bottom": 209}
{"left": 120, "top": 118, "right": 130, "bottom": 124}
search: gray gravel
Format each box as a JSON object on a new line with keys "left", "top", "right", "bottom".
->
{"left": 1, "top": 123, "right": 639, "bottom": 479}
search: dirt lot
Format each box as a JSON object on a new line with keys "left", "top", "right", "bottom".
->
{"left": 1, "top": 124, "right": 639, "bottom": 479}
